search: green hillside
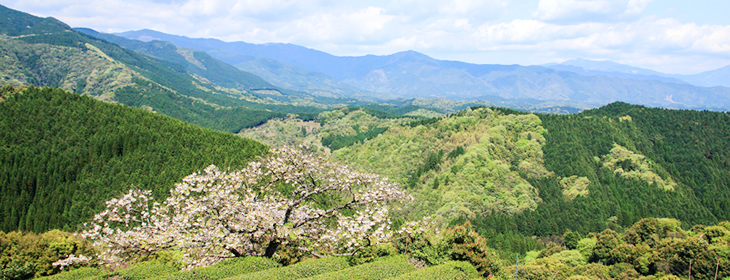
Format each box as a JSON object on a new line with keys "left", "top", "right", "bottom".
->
{"left": 0, "top": 5, "right": 348, "bottom": 133}
{"left": 0, "top": 86, "right": 267, "bottom": 233}
{"left": 476, "top": 103, "right": 730, "bottom": 237}
{"left": 238, "top": 106, "right": 417, "bottom": 154}
{"left": 331, "top": 103, "right": 730, "bottom": 240}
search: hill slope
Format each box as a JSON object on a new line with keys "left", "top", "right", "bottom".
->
{"left": 330, "top": 103, "right": 730, "bottom": 237}
{"left": 0, "top": 5, "right": 356, "bottom": 134}
{"left": 0, "top": 86, "right": 267, "bottom": 233}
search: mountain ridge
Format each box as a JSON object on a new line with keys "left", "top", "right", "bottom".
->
{"left": 546, "top": 57, "right": 730, "bottom": 88}
{"left": 116, "top": 29, "right": 730, "bottom": 110}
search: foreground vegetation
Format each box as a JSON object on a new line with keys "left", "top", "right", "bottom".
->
{"left": 2, "top": 218, "right": 728, "bottom": 279}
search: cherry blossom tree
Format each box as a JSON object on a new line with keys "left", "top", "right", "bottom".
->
{"left": 83, "top": 147, "right": 411, "bottom": 267}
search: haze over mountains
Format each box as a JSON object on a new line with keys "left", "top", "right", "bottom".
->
{"left": 115, "top": 29, "right": 730, "bottom": 111}
{"left": 544, "top": 58, "right": 730, "bottom": 88}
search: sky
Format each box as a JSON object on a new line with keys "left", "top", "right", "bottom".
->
{"left": 3, "top": 0, "right": 730, "bottom": 74}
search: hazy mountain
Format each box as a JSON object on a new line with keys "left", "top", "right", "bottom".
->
{"left": 681, "top": 65, "right": 730, "bottom": 87}
{"left": 548, "top": 58, "right": 670, "bottom": 76}
{"left": 543, "top": 60, "right": 688, "bottom": 85}
{"left": 0, "top": 5, "right": 351, "bottom": 134}
{"left": 75, "top": 27, "right": 273, "bottom": 91}
{"left": 116, "top": 29, "right": 730, "bottom": 110}
{"left": 547, "top": 58, "right": 730, "bottom": 88}
{"left": 234, "top": 57, "right": 380, "bottom": 99}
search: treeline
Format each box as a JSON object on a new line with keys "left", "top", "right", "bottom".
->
{"left": 516, "top": 218, "right": 730, "bottom": 279}
{"left": 472, "top": 102, "right": 730, "bottom": 237}
{"left": 0, "top": 86, "right": 267, "bottom": 233}
{"left": 114, "top": 79, "right": 290, "bottom": 133}
{"left": 321, "top": 125, "right": 389, "bottom": 151}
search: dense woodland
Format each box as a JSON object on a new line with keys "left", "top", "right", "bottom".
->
{"left": 0, "top": 86, "right": 267, "bottom": 233}
{"left": 474, "top": 103, "right": 730, "bottom": 239}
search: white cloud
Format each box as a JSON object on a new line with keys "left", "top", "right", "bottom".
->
{"left": 533, "top": 0, "right": 654, "bottom": 24}
{"left": 2, "top": 0, "right": 729, "bottom": 74}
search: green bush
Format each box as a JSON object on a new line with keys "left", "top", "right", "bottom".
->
{"left": 0, "top": 230, "right": 95, "bottom": 278}
{"left": 590, "top": 229, "right": 619, "bottom": 263}
{"left": 306, "top": 255, "right": 415, "bottom": 280}
{"left": 442, "top": 222, "right": 501, "bottom": 276}
{"left": 37, "top": 267, "right": 102, "bottom": 280}
{"left": 161, "top": 257, "right": 279, "bottom": 280}
{"left": 110, "top": 261, "right": 178, "bottom": 280}
{"left": 228, "top": 257, "right": 349, "bottom": 280}
{"left": 574, "top": 263, "right": 609, "bottom": 279}
{"left": 349, "top": 244, "right": 398, "bottom": 266}
{"left": 563, "top": 230, "right": 581, "bottom": 250}
{"left": 509, "top": 264, "right": 558, "bottom": 280}
{"left": 41, "top": 268, "right": 102, "bottom": 280}
{"left": 536, "top": 242, "right": 565, "bottom": 259}
{"left": 391, "top": 261, "right": 479, "bottom": 280}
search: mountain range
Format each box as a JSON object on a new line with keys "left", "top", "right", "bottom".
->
{"left": 544, "top": 58, "right": 730, "bottom": 88}
{"left": 115, "top": 29, "right": 730, "bottom": 110}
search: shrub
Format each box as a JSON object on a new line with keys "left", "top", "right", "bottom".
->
{"left": 110, "top": 261, "right": 178, "bottom": 280}
{"left": 590, "top": 229, "right": 619, "bottom": 263}
{"left": 508, "top": 264, "right": 559, "bottom": 280}
{"left": 574, "top": 263, "right": 609, "bottom": 279}
{"left": 563, "top": 230, "right": 582, "bottom": 250}
{"left": 307, "top": 255, "right": 415, "bottom": 280}
{"left": 442, "top": 222, "right": 501, "bottom": 277}
{"left": 37, "top": 267, "right": 102, "bottom": 280}
{"left": 575, "top": 238, "right": 596, "bottom": 259}
{"left": 608, "top": 243, "right": 636, "bottom": 265}
{"left": 391, "top": 261, "right": 479, "bottom": 280}
{"left": 0, "top": 230, "right": 94, "bottom": 278}
{"left": 349, "top": 244, "right": 398, "bottom": 266}
{"left": 230, "top": 257, "right": 349, "bottom": 280}
{"left": 607, "top": 263, "right": 635, "bottom": 279}
{"left": 161, "top": 256, "right": 280, "bottom": 280}
{"left": 537, "top": 242, "right": 566, "bottom": 259}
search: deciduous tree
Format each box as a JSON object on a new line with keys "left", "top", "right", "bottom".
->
{"left": 83, "top": 147, "right": 411, "bottom": 267}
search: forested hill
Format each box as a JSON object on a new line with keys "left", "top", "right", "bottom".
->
{"left": 0, "top": 5, "right": 347, "bottom": 134}
{"left": 479, "top": 103, "right": 730, "bottom": 237}
{"left": 0, "top": 86, "right": 267, "bottom": 233}
{"left": 333, "top": 102, "right": 730, "bottom": 242}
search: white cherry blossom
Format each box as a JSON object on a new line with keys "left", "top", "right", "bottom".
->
{"left": 83, "top": 146, "right": 411, "bottom": 268}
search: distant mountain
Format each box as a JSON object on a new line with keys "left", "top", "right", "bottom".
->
{"left": 234, "top": 57, "right": 378, "bottom": 99}
{"left": 75, "top": 27, "right": 275, "bottom": 91}
{"left": 115, "top": 29, "right": 369, "bottom": 99}
{"left": 546, "top": 58, "right": 730, "bottom": 88}
{"left": 682, "top": 65, "right": 730, "bottom": 88}
{"left": 0, "top": 5, "right": 374, "bottom": 134}
{"left": 543, "top": 59, "right": 687, "bottom": 85}
{"left": 549, "top": 58, "right": 670, "bottom": 76}
{"left": 117, "top": 29, "right": 730, "bottom": 110}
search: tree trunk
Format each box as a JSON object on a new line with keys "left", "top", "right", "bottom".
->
{"left": 264, "top": 241, "right": 280, "bottom": 258}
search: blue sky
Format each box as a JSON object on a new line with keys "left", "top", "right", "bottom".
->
{"left": 3, "top": 0, "right": 729, "bottom": 74}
